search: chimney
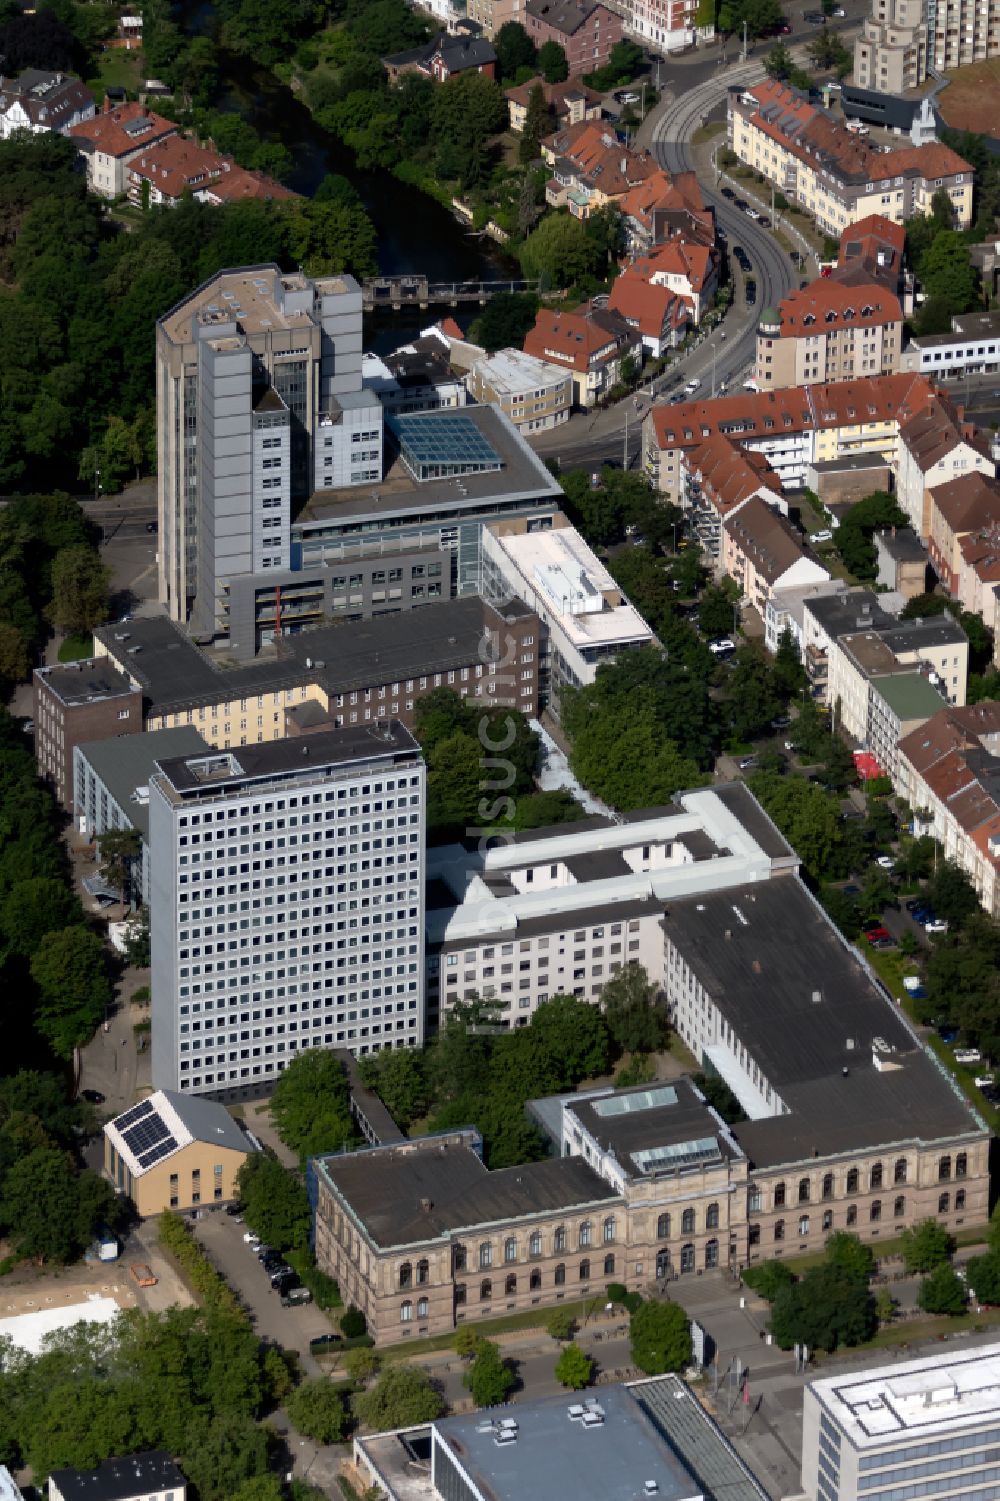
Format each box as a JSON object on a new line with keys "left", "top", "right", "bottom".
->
{"left": 103, "top": 93, "right": 112, "bottom": 114}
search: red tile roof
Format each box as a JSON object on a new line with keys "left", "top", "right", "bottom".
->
{"left": 69, "top": 100, "right": 176, "bottom": 158}
{"left": 898, "top": 702, "right": 1000, "bottom": 775}
{"left": 129, "top": 135, "right": 295, "bottom": 202}
{"left": 608, "top": 275, "right": 687, "bottom": 339}
{"left": 723, "top": 494, "right": 812, "bottom": 585}
{"left": 772, "top": 279, "right": 901, "bottom": 335}
{"left": 524, "top": 305, "right": 637, "bottom": 372}
{"left": 543, "top": 120, "right": 660, "bottom": 198}
{"left": 626, "top": 238, "right": 717, "bottom": 296}
{"left": 684, "top": 435, "right": 781, "bottom": 515}
{"left": 929, "top": 471, "right": 1000, "bottom": 533}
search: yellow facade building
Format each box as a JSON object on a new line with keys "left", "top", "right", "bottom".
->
{"left": 104, "top": 1089, "right": 254, "bottom": 1216}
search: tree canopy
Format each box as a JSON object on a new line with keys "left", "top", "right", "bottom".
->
{"left": 353, "top": 1365, "right": 445, "bottom": 1430}
{"left": 629, "top": 1300, "right": 692, "bottom": 1375}
{"left": 269, "top": 1048, "right": 355, "bottom": 1160}
{"left": 770, "top": 1264, "right": 875, "bottom": 1352}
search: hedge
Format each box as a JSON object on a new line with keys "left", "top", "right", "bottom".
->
{"left": 159, "top": 1211, "right": 245, "bottom": 1320}
{"left": 286, "top": 1247, "right": 343, "bottom": 1310}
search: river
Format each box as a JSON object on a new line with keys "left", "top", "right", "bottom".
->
{"left": 184, "top": 2, "right": 516, "bottom": 338}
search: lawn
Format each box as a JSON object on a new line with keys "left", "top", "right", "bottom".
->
{"left": 320, "top": 1295, "right": 607, "bottom": 1367}
{"left": 57, "top": 633, "right": 94, "bottom": 662}
{"left": 86, "top": 47, "right": 143, "bottom": 100}
{"left": 692, "top": 121, "right": 726, "bottom": 145}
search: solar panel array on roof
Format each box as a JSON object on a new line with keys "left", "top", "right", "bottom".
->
{"left": 116, "top": 1099, "right": 155, "bottom": 1131}
{"left": 121, "top": 1106, "right": 177, "bottom": 1168}
{"left": 388, "top": 412, "right": 502, "bottom": 479}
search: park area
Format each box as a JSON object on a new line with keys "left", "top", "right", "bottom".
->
{"left": 937, "top": 59, "right": 1000, "bottom": 140}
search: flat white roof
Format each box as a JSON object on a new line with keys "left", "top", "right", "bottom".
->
{"left": 810, "top": 1343, "right": 1000, "bottom": 1447}
{"left": 0, "top": 1295, "right": 120, "bottom": 1356}
{"left": 488, "top": 523, "right": 652, "bottom": 650}
{"left": 474, "top": 346, "right": 570, "bottom": 396}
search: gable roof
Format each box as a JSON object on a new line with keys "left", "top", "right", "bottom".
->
{"left": 524, "top": 304, "right": 637, "bottom": 371}
{"left": 929, "top": 471, "right": 1000, "bottom": 533}
{"left": 0, "top": 69, "right": 93, "bottom": 128}
{"left": 68, "top": 100, "right": 176, "bottom": 157}
{"left": 772, "top": 278, "right": 901, "bottom": 335}
{"left": 723, "top": 495, "right": 815, "bottom": 585}
{"left": 608, "top": 274, "right": 687, "bottom": 338}
{"left": 525, "top": 0, "right": 607, "bottom": 34}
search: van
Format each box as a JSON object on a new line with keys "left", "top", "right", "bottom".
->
{"left": 684, "top": 378, "right": 701, "bottom": 394}
{"left": 812, "top": 529, "right": 833, "bottom": 543}
{"left": 954, "top": 1048, "right": 982, "bottom": 1065}
{"left": 281, "top": 1286, "right": 314, "bottom": 1307}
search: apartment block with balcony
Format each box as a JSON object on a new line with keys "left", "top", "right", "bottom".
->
{"left": 755, "top": 281, "right": 903, "bottom": 392}
{"left": 853, "top": 0, "right": 927, "bottom": 91}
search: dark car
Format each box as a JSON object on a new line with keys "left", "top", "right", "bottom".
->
{"left": 745, "top": 280, "right": 757, "bottom": 305}
{"left": 310, "top": 1333, "right": 343, "bottom": 1349}
{"left": 256, "top": 1244, "right": 277, "bottom": 1262}
{"left": 758, "top": 215, "right": 771, "bottom": 228}
{"left": 721, "top": 186, "right": 735, "bottom": 199}
{"left": 862, "top": 918, "right": 887, "bottom": 934}
{"left": 843, "top": 884, "right": 861, "bottom": 896}
{"left": 145, "top": 520, "right": 158, "bottom": 534}
{"left": 734, "top": 197, "right": 748, "bottom": 211}
{"left": 81, "top": 1088, "right": 106, "bottom": 1104}
{"left": 225, "top": 1203, "right": 244, "bottom": 1217}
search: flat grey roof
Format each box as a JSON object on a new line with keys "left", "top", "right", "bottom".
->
{"left": 709, "top": 782, "right": 795, "bottom": 861}
{"left": 880, "top": 616, "right": 967, "bottom": 652}
{"left": 434, "top": 1381, "right": 702, "bottom": 1501}
{"left": 75, "top": 727, "right": 209, "bottom": 838}
{"left": 95, "top": 599, "right": 531, "bottom": 716}
{"left": 804, "top": 589, "right": 894, "bottom": 639}
{"left": 875, "top": 527, "right": 926, "bottom": 563}
{"left": 36, "top": 658, "right": 137, "bottom": 707}
{"left": 295, "top": 404, "right": 563, "bottom": 531}
{"left": 663, "top": 878, "right": 982, "bottom": 1165}
{"left": 568, "top": 1078, "right": 742, "bottom": 1176}
{"left": 319, "top": 1136, "right": 617, "bottom": 1250}
{"left": 809, "top": 453, "right": 891, "bottom": 474}
{"left": 155, "top": 722, "right": 419, "bottom": 796}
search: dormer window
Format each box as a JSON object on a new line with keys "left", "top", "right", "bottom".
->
{"left": 843, "top": 308, "right": 854, "bottom": 320}
{"left": 803, "top": 313, "right": 816, "bottom": 326}
{"left": 825, "top": 311, "right": 837, "bottom": 323}
{"left": 862, "top": 305, "right": 873, "bottom": 317}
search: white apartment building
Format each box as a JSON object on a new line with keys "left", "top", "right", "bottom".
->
{"left": 425, "top": 784, "right": 798, "bottom": 1030}
{"left": 803, "top": 1344, "right": 1000, "bottom": 1501}
{"left": 480, "top": 512, "right": 653, "bottom": 717}
{"left": 902, "top": 310, "right": 1000, "bottom": 381}
{"left": 149, "top": 725, "right": 426, "bottom": 1099}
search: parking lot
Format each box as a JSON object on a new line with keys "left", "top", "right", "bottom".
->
{"left": 192, "top": 1210, "right": 334, "bottom": 1371}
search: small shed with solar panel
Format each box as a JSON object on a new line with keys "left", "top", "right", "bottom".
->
{"left": 103, "top": 1089, "right": 255, "bottom": 1216}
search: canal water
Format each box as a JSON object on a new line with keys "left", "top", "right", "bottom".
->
{"left": 185, "top": 1, "right": 516, "bottom": 331}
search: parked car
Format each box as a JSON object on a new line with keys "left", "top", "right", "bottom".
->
{"left": 81, "top": 1089, "right": 106, "bottom": 1104}
{"left": 812, "top": 529, "right": 833, "bottom": 543}
{"left": 925, "top": 918, "right": 948, "bottom": 934}
{"left": 225, "top": 1203, "right": 244, "bottom": 1218}
{"left": 954, "top": 1047, "right": 982, "bottom": 1064}
{"left": 709, "top": 637, "right": 736, "bottom": 656}
{"left": 734, "top": 197, "right": 748, "bottom": 211}
{"left": 974, "top": 1074, "right": 995, "bottom": 1090}
{"left": 738, "top": 756, "right": 758, "bottom": 771}
{"left": 721, "top": 186, "right": 735, "bottom": 199}
{"left": 771, "top": 716, "right": 791, "bottom": 730}
{"left": 843, "top": 884, "right": 861, "bottom": 896}
{"left": 243, "top": 1230, "right": 260, "bottom": 1246}
{"left": 875, "top": 855, "right": 895, "bottom": 870}
{"left": 684, "top": 378, "right": 701, "bottom": 394}
{"left": 310, "top": 1333, "right": 343, "bottom": 1349}
{"left": 618, "top": 90, "right": 640, "bottom": 105}
{"left": 281, "top": 1287, "right": 313, "bottom": 1307}
{"left": 864, "top": 928, "right": 891, "bottom": 945}
{"left": 745, "top": 279, "right": 757, "bottom": 306}
{"left": 938, "top": 1025, "right": 959, "bottom": 1044}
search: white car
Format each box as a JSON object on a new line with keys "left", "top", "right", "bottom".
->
{"left": 925, "top": 917, "right": 948, "bottom": 934}
{"left": 745, "top": 207, "right": 761, "bottom": 220}
{"left": 684, "top": 378, "right": 701, "bottom": 394}
{"left": 243, "top": 1231, "right": 260, "bottom": 1246}
{"left": 709, "top": 637, "right": 736, "bottom": 656}
{"left": 875, "top": 855, "right": 894, "bottom": 870}
{"left": 812, "top": 529, "right": 833, "bottom": 543}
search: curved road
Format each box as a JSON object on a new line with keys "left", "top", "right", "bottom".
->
{"left": 650, "top": 60, "right": 797, "bottom": 394}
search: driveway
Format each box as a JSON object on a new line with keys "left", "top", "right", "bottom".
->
{"left": 192, "top": 1209, "right": 331, "bottom": 1371}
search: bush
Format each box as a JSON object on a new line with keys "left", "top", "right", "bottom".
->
{"left": 742, "top": 1261, "right": 796, "bottom": 1302}
{"left": 545, "top": 1307, "right": 577, "bottom": 1341}
{"left": 917, "top": 1264, "right": 967, "bottom": 1317}
{"left": 605, "top": 1282, "right": 629, "bottom": 1305}
{"left": 629, "top": 1300, "right": 692, "bottom": 1375}
{"left": 341, "top": 1305, "right": 368, "bottom": 1339}
{"left": 159, "top": 1212, "right": 244, "bottom": 1321}
{"left": 286, "top": 1248, "right": 343, "bottom": 1310}
{"left": 286, "top": 1379, "right": 348, "bottom": 1443}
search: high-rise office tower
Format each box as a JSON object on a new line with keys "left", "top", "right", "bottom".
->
{"left": 854, "top": 0, "right": 1000, "bottom": 90}
{"left": 156, "top": 265, "right": 383, "bottom": 641}
{"left": 148, "top": 724, "right": 425, "bottom": 1099}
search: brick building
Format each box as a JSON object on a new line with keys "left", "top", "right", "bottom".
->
{"left": 33, "top": 659, "right": 142, "bottom": 813}
{"left": 524, "top": 0, "right": 623, "bottom": 74}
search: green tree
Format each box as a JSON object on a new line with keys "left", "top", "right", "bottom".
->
{"left": 772, "top": 625, "right": 807, "bottom": 699}
{"left": 285, "top": 1379, "right": 348, "bottom": 1443}
{"left": 769, "top": 1264, "right": 875, "bottom": 1352}
{"left": 0, "top": 620, "right": 29, "bottom": 685}
{"left": 465, "top": 1340, "right": 516, "bottom": 1406}
{"left": 344, "top": 1347, "right": 380, "bottom": 1384}
{"left": 918, "top": 230, "right": 978, "bottom": 315}
{"left": 825, "top": 1231, "right": 875, "bottom": 1281}
{"left": 601, "top": 961, "right": 669, "bottom": 1055}
{"left": 874, "top": 1286, "right": 897, "bottom": 1324}
{"left": 917, "top": 1264, "right": 967, "bottom": 1316}
{"left": 1, "top": 1146, "right": 117, "bottom": 1262}
{"left": 691, "top": 1072, "right": 747, "bottom": 1124}
{"left": 545, "top": 1306, "right": 577, "bottom": 1341}
{"left": 353, "top": 1365, "right": 445, "bottom": 1430}
{"left": 1, "top": 876, "right": 80, "bottom": 961}
{"left": 834, "top": 491, "right": 908, "bottom": 580}
{"left": 520, "top": 83, "right": 553, "bottom": 164}
{"left": 926, "top": 859, "right": 980, "bottom": 930}
{"left": 358, "top": 1048, "right": 429, "bottom": 1128}
{"left": 899, "top": 1219, "right": 955, "bottom": 1274}
{"left": 554, "top": 1342, "right": 594, "bottom": 1390}
{"left": 531, "top": 993, "right": 611, "bottom": 1084}
{"left": 519, "top": 212, "right": 605, "bottom": 288}
{"left": 494, "top": 19, "right": 536, "bottom": 78}
{"left": 473, "top": 290, "right": 540, "bottom": 351}
{"left": 630, "top": 1299, "right": 692, "bottom": 1375}
{"left": 341, "top": 1304, "right": 368, "bottom": 1339}
{"left": 742, "top": 1260, "right": 796, "bottom": 1302}
{"left": 966, "top": 1251, "right": 1000, "bottom": 1305}
{"left": 97, "top": 827, "right": 142, "bottom": 900}
{"left": 454, "top": 1326, "right": 486, "bottom": 1359}
{"left": 764, "top": 40, "right": 793, "bottom": 77}
{"left": 181, "top": 1411, "right": 269, "bottom": 1501}
{"left": 237, "top": 1155, "right": 311, "bottom": 1252}
{"left": 46, "top": 545, "right": 110, "bottom": 634}
{"left": 538, "top": 38, "right": 568, "bottom": 81}
{"left": 270, "top": 1049, "right": 355, "bottom": 1159}
{"left": 29, "top": 924, "right": 111, "bottom": 1058}
{"left": 699, "top": 581, "right": 740, "bottom": 639}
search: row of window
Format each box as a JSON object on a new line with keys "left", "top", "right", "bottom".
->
{"left": 448, "top": 1217, "right": 617, "bottom": 1277}
{"left": 759, "top": 1153, "right": 967, "bottom": 1210}
{"left": 656, "top": 1205, "right": 719, "bottom": 1238}
{"left": 749, "top": 1192, "right": 967, "bottom": 1244}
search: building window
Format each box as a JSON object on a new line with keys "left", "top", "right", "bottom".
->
{"left": 530, "top": 1268, "right": 541, "bottom": 1290}
{"left": 798, "top": 1179, "right": 810, "bottom": 1205}
{"left": 453, "top": 1244, "right": 467, "bottom": 1273}
{"left": 846, "top": 1168, "right": 859, "bottom": 1194}
{"left": 894, "top": 1158, "right": 907, "bottom": 1185}
{"left": 705, "top": 1239, "right": 719, "bottom": 1269}
{"left": 822, "top": 1173, "right": 834, "bottom": 1200}
{"left": 579, "top": 1259, "right": 590, "bottom": 1282}
{"left": 504, "top": 1237, "right": 517, "bottom": 1263}
{"left": 956, "top": 1152, "right": 967, "bottom": 1179}
{"left": 681, "top": 1208, "right": 695, "bottom": 1235}
{"left": 939, "top": 1192, "right": 950, "bottom": 1214}
{"left": 479, "top": 1242, "right": 493, "bottom": 1269}
{"left": 529, "top": 1231, "right": 542, "bottom": 1258}
{"left": 774, "top": 1182, "right": 786, "bottom": 1208}
{"left": 603, "top": 1216, "right": 616, "bottom": 1243}
{"left": 706, "top": 1203, "right": 720, "bottom": 1230}
{"left": 416, "top": 1259, "right": 429, "bottom": 1285}
{"left": 604, "top": 1254, "right": 615, "bottom": 1276}
{"left": 774, "top": 1220, "right": 785, "bottom": 1242}
{"left": 657, "top": 1213, "right": 671, "bottom": 1239}
{"left": 554, "top": 1226, "right": 566, "bottom": 1252}
{"left": 870, "top": 1163, "right": 883, "bottom": 1191}
{"left": 956, "top": 1189, "right": 966, "bottom": 1212}
{"left": 680, "top": 1244, "right": 695, "bottom": 1273}
{"left": 894, "top": 1195, "right": 905, "bottom": 1218}
{"left": 579, "top": 1221, "right": 592, "bottom": 1248}
{"left": 417, "top": 1298, "right": 428, "bottom": 1319}
{"left": 399, "top": 1262, "right": 412, "bottom": 1288}
{"left": 505, "top": 1274, "right": 517, "bottom": 1296}
{"left": 400, "top": 1301, "right": 412, "bottom": 1322}
{"left": 554, "top": 1263, "right": 566, "bottom": 1285}
{"left": 939, "top": 1156, "right": 952, "bottom": 1181}
{"left": 480, "top": 1279, "right": 492, "bottom": 1302}
{"left": 822, "top": 1210, "right": 833, "bottom": 1231}
{"left": 798, "top": 1216, "right": 810, "bottom": 1237}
